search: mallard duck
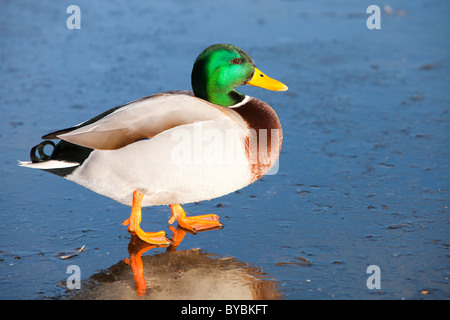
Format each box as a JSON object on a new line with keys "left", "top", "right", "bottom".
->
{"left": 19, "top": 44, "right": 288, "bottom": 245}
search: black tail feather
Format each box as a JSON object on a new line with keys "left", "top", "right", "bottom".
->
{"left": 28, "top": 139, "right": 94, "bottom": 177}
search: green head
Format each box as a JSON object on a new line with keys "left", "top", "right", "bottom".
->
{"left": 191, "top": 44, "right": 287, "bottom": 107}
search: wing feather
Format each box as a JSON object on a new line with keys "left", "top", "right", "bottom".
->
{"left": 54, "top": 91, "right": 229, "bottom": 150}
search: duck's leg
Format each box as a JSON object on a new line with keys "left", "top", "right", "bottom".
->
{"left": 168, "top": 204, "right": 223, "bottom": 233}
{"left": 122, "top": 190, "right": 171, "bottom": 245}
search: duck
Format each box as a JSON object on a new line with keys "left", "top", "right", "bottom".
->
{"left": 19, "top": 44, "right": 288, "bottom": 245}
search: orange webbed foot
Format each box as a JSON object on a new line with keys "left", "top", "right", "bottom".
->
{"left": 169, "top": 204, "right": 223, "bottom": 233}
{"left": 134, "top": 228, "right": 170, "bottom": 245}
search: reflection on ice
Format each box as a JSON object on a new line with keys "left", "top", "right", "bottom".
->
{"left": 63, "top": 227, "right": 280, "bottom": 300}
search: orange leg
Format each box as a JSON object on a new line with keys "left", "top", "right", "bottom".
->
{"left": 168, "top": 204, "right": 223, "bottom": 233}
{"left": 122, "top": 190, "right": 171, "bottom": 245}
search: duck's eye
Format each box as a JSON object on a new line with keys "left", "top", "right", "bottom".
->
{"left": 231, "top": 58, "right": 242, "bottom": 64}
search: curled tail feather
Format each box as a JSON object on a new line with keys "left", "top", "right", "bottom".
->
{"left": 30, "top": 140, "right": 56, "bottom": 163}
{"left": 20, "top": 140, "right": 93, "bottom": 176}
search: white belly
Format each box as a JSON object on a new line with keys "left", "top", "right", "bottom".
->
{"left": 66, "top": 118, "right": 253, "bottom": 206}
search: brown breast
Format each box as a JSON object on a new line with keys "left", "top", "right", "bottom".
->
{"left": 232, "top": 97, "right": 283, "bottom": 182}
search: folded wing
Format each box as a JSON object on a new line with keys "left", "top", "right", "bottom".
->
{"left": 50, "top": 91, "right": 229, "bottom": 150}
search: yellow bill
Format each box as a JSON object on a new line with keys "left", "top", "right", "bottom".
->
{"left": 246, "top": 67, "right": 288, "bottom": 91}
